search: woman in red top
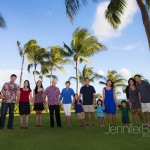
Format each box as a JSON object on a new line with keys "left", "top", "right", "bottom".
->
{"left": 17, "top": 80, "right": 32, "bottom": 129}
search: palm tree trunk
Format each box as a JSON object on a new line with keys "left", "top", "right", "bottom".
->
{"left": 34, "top": 64, "right": 37, "bottom": 84}
{"left": 19, "top": 55, "right": 25, "bottom": 87}
{"left": 50, "top": 69, "right": 53, "bottom": 85}
{"left": 75, "top": 59, "right": 79, "bottom": 94}
{"left": 136, "top": 0, "right": 150, "bottom": 49}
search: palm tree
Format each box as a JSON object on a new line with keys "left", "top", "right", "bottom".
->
{"left": 69, "top": 64, "right": 101, "bottom": 85}
{"left": 42, "top": 46, "right": 72, "bottom": 85}
{"left": 17, "top": 40, "right": 37, "bottom": 87}
{"left": 65, "top": 0, "right": 150, "bottom": 49}
{"left": 17, "top": 41, "right": 27, "bottom": 87}
{"left": 36, "top": 64, "right": 58, "bottom": 82}
{"left": 0, "top": 13, "right": 6, "bottom": 29}
{"left": 99, "top": 70, "right": 127, "bottom": 94}
{"left": 27, "top": 40, "right": 48, "bottom": 84}
{"left": 64, "top": 28, "right": 106, "bottom": 93}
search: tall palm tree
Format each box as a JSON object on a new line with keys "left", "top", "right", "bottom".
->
{"left": 17, "top": 41, "right": 27, "bottom": 87}
{"left": 65, "top": 0, "right": 150, "bottom": 49}
{"left": 42, "top": 46, "right": 72, "bottom": 85}
{"left": 69, "top": 64, "right": 101, "bottom": 85}
{"left": 0, "top": 13, "right": 6, "bottom": 29}
{"left": 64, "top": 28, "right": 106, "bottom": 93}
{"left": 27, "top": 40, "right": 48, "bottom": 84}
{"left": 17, "top": 40, "right": 36, "bottom": 87}
{"left": 99, "top": 70, "right": 127, "bottom": 94}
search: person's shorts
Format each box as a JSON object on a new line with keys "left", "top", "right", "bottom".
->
{"left": 63, "top": 104, "right": 71, "bottom": 116}
{"left": 77, "top": 112, "right": 85, "bottom": 120}
{"left": 82, "top": 105, "right": 95, "bottom": 112}
{"left": 98, "top": 116, "right": 104, "bottom": 119}
{"left": 141, "top": 103, "right": 150, "bottom": 112}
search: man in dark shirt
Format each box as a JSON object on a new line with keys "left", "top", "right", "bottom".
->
{"left": 134, "top": 74, "right": 150, "bottom": 127}
{"left": 79, "top": 78, "right": 96, "bottom": 126}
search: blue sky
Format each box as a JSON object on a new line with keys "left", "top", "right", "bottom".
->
{"left": 0, "top": 0, "right": 150, "bottom": 99}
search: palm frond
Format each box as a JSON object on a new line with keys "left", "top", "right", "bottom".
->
{"left": 33, "top": 71, "right": 40, "bottom": 75}
{"left": 46, "top": 75, "right": 58, "bottom": 80}
{"left": 99, "top": 81, "right": 106, "bottom": 85}
{"left": 65, "top": 0, "right": 98, "bottom": 20}
{"left": 69, "top": 76, "right": 77, "bottom": 81}
{"left": 146, "top": 0, "right": 150, "bottom": 9}
{"left": 105, "top": 0, "right": 127, "bottom": 29}
{"left": 27, "top": 64, "right": 34, "bottom": 73}
{"left": 17, "top": 41, "right": 24, "bottom": 57}
{"left": 63, "top": 42, "right": 74, "bottom": 55}
{"left": 79, "top": 56, "right": 91, "bottom": 64}
{"left": 0, "top": 13, "right": 6, "bottom": 28}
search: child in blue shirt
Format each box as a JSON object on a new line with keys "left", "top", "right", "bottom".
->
{"left": 73, "top": 94, "right": 85, "bottom": 127}
{"left": 97, "top": 99, "right": 105, "bottom": 127}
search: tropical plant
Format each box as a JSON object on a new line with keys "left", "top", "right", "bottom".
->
{"left": 64, "top": 28, "right": 106, "bottom": 93}
{"left": 65, "top": 0, "right": 150, "bottom": 49}
{"left": 42, "top": 46, "right": 72, "bottom": 85}
{"left": 0, "top": 13, "right": 6, "bottom": 29}
{"left": 99, "top": 70, "right": 126, "bottom": 96}
{"left": 36, "top": 64, "right": 58, "bottom": 82}
{"left": 99, "top": 70, "right": 126, "bottom": 88}
{"left": 17, "top": 40, "right": 33, "bottom": 87}
{"left": 27, "top": 40, "right": 48, "bottom": 84}
{"left": 69, "top": 64, "right": 101, "bottom": 85}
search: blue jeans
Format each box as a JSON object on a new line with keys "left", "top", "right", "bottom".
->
{"left": 0, "top": 102, "right": 15, "bottom": 128}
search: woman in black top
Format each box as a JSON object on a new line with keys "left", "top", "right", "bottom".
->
{"left": 127, "top": 78, "right": 144, "bottom": 126}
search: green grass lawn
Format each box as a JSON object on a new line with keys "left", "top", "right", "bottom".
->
{"left": 0, "top": 111, "right": 150, "bottom": 150}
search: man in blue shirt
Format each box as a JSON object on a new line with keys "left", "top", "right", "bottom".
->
{"left": 79, "top": 78, "right": 96, "bottom": 126}
{"left": 60, "top": 81, "right": 75, "bottom": 127}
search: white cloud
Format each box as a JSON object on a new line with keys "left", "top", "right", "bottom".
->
{"left": 98, "top": 70, "right": 105, "bottom": 76}
{"left": 98, "top": 68, "right": 132, "bottom": 79}
{"left": 92, "top": 0, "right": 138, "bottom": 41}
{"left": 119, "top": 68, "right": 132, "bottom": 79}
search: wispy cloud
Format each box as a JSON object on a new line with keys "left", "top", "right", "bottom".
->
{"left": 123, "top": 43, "right": 141, "bottom": 51}
{"left": 92, "top": 0, "right": 138, "bottom": 42}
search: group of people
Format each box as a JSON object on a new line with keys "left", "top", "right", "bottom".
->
{"left": 0, "top": 74, "right": 150, "bottom": 129}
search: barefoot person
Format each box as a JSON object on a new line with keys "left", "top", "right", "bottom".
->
{"left": 102, "top": 80, "right": 117, "bottom": 126}
{"left": 60, "top": 81, "right": 75, "bottom": 127}
{"left": 17, "top": 80, "right": 32, "bottom": 129}
{"left": 79, "top": 78, "right": 96, "bottom": 126}
{"left": 33, "top": 80, "right": 46, "bottom": 128}
{"left": 45, "top": 79, "right": 61, "bottom": 128}
{"left": 127, "top": 78, "right": 144, "bottom": 126}
{"left": 134, "top": 74, "right": 150, "bottom": 127}
{"left": 0, "top": 74, "right": 20, "bottom": 129}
